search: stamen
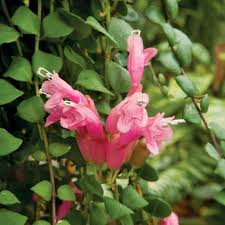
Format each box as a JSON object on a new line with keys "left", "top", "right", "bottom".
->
{"left": 37, "top": 67, "right": 53, "bottom": 79}
{"left": 64, "top": 100, "right": 75, "bottom": 107}
{"left": 39, "top": 89, "right": 51, "bottom": 98}
{"left": 131, "top": 30, "right": 141, "bottom": 36}
{"left": 169, "top": 119, "right": 186, "bottom": 125}
{"left": 137, "top": 99, "right": 147, "bottom": 106}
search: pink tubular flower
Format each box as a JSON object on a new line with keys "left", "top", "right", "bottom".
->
{"left": 56, "top": 201, "right": 73, "bottom": 221}
{"left": 106, "top": 92, "right": 149, "bottom": 134}
{"left": 127, "top": 30, "right": 157, "bottom": 93}
{"left": 159, "top": 212, "right": 180, "bottom": 225}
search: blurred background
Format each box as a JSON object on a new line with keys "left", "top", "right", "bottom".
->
{"left": 132, "top": 0, "right": 225, "bottom": 224}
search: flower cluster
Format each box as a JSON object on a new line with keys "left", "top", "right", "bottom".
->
{"left": 38, "top": 30, "right": 182, "bottom": 169}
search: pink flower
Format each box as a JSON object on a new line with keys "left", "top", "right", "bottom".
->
{"left": 143, "top": 113, "right": 174, "bottom": 155}
{"left": 56, "top": 201, "right": 73, "bottom": 221}
{"left": 127, "top": 30, "right": 157, "bottom": 90}
{"left": 106, "top": 92, "right": 149, "bottom": 134}
{"left": 159, "top": 212, "right": 180, "bottom": 225}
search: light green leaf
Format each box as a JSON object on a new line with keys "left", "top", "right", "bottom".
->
{"left": 86, "top": 16, "right": 118, "bottom": 46}
{"left": 209, "top": 122, "right": 225, "bottom": 141}
{"left": 0, "top": 209, "right": 27, "bottom": 225}
{"left": 145, "top": 5, "right": 166, "bottom": 25}
{"left": 0, "top": 190, "right": 20, "bottom": 205}
{"left": 215, "top": 159, "right": 225, "bottom": 179}
{"left": 4, "top": 56, "right": 32, "bottom": 82}
{"left": 108, "top": 18, "right": 133, "bottom": 51}
{"left": 31, "top": 150, "right": 46, "bottom": 161}
{"left": 184, "top": 103, "right": 201, "bottom": 124}
{"left": 205, "top": 143, "right": 221, "bottom": 160}
{"left": 12, "top": 6, "right": 40, "bottom": 35}
{"left": 43, "top": 11, "right": 74, "bottom": 38}
{"left": 215, "top": 189, "right": 225, "bottom": 206}
{"left": 162, "top": 23, "right": 176, "bottom": 45}
{"left": 57, "top": 185, "right": 75, "bottom": 201}
{"left": 200, "top": 94, "right": 209, "bottom": 113}
{"left": 56, "top": 220, "right": 70, "bottom": 225}
{"left": 104, "top": 197, "right": 133, "bottom": 220}
{"left": 165, "top": 0, "right": 178, "bottom": 19}
{"left": 33, "top": 220, "right": 50, "bottom": 225}
{"left": 106, "top": 61, "right": 130, "bottom": 93}
{"left": 0, "top": 79, "right": 23, "bottom": 105}
{"left": 192, "top": 43, "right": 210, "bottom": 64}
{"left": 49, "top": 143, "right": 71, "bottom": 157}
{"left": 90, "top": 203, "right": 108, "bottom": 225}
{"left": 77, "top": 70, "right": 114, "bottom": 96}
{"left": 0, "top": 24, "right": 19, "bottom": 45}
{"left": 0, "top": 128, "right": 22, "bottom": 156}
{"left": 122, "top": 186, "right": 148, "bottom": 210}
{"left": 31, "top": 180, "right": 52, "bottom": 201}
{"left": 17, "top": 96, "right": 45, "bottom": 123}
{"left": 32, "top": 50, "right": 63, "bottom": 74}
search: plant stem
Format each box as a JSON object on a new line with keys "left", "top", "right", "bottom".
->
{"left": 50, "top": 0, "right": 54, "bottom": 13}
{"left": 1, "top": 0, "right": 23, "bottom": 56}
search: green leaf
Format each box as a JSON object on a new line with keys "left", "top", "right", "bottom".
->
{"left": 215, "top": 159, "right": 225, "bottom": 179}
{"left": 33, "top": 220, "right": 51, "bottom": 225}
{"left": 205, "top": 143, "right": 221, "bottom": 160}
{"left": 79, "top": 175, "right": 103, "bottom": 197}
{"left": 122, "top": 186, "right": 148, "bottom": 210}
{"left": 145, "top": 198, "right": 172, "bottom": 218}
{"left": 174, "top": 29, "right": 192, "bottom": 66}
{"left": 65, "top": 209, "right": 84, "bottom": 225}
{"left": 43, "top": 11, "right": 74, "bottom": 38}
{"left": 90, "top": 203, "right": 108, "bottom": 225}
{"left": 12, "top": 6, "right": 40, "bottom": 35}
{"left": 4, "top": 56, "right": 32, "bottom": 82}
{"left": 32, "top": 50, "right": 63, "bottom": 74}
{"left": 161, "top": 23, "right": 176, "bottom": 45}
{"left": 221, "top": 141, "right": 225, "bottom": 153}
{"left": 86, "top": 16, "right": 118, "bottom": 46}
{"left": 0, "top": 24, "right": 19, "bottom": 45}
{"left": 96, "top": 100, "right": 111, "bottom": 115}
{"left": 64, "top": 46, "right": 86, "bottom": 69}
{"left": 104, "top": 197, "right": 133, "bottom": 220}
{"left": 139, "top": 163, "right": 159, "bottom": 181}
{"left": 31, "top": 150, "right": 46, "bottom": 161}
{"left": 215, "top": 189, "right": 225, "bottom": 206}
{"left": 0, "top": 79, "right": 23, "bottom": 105}
{"left": 200, "top": 94, "right": 209, "bottom": 113}
{"left": 58, "top": 9, "right": 91, "bottom": 40}
{"left": 209, "top": 122, "right": 225, "bottom": 141}
{"left": 158, "top": 73, "right": 167, "bottom": 85}
{"left": 57, "top": 185, "right": 75, "bottom": 201}
{"left": 76, "top": 70, "right": 114, "bottom": 96}
{"left": 184, "top": 103, "right": 201, "bottom": 124}
{"left": 145, "top": 5, "right": 166, "bottom": 25}
{"left": 17, "top": 96, "right": 45, "bottom": 123}
{"left": 56, "top": 220, "right": 70, "bottom": 225}
{"left": 192, "top": 43, "right": 210, "bottom": 64}
{"left": 0, "top": 128, "right": 22, "bottom": 156}
{"left": 49, "top": 143, "right": 71, "bottom": 157}
{"left": 31, "top": 180, "right": 52, "bottom": 201}
{"left": 0, "top": 190, "right": 20, "bottom": 205}
{"left": 106, "top": 61, "right": 130, "bottom": 93}
{"left": 158, "top": 52, "right": 180, "bottom": 75}
{"left": 165, "top": 0, "right": 179, "bottom": 19}
{"left": 175, "top": 75, "right": 197, "bottom": 97}
{"left": 108, "top": 18, "right": 133, "bottom": 51}
{"left": 0, "top": 209, "right": 27, "bottom": 225}
{"left": 120, "top": 215, "right": 134, "bottom": 225}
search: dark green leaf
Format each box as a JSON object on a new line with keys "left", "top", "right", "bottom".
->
{"left": 33, "top": 220, "right": 50, "bottom": 225}
{"left": 49, "top": 143, "right": 71, "bottom": 157}
{"left": 107, "top": 61, "right": 130, "bottom": 93}
{"left": 90, "top": 203, "right": 108, "bottom": 225}
{"left": 158, "top": 52, "right": 180, "bottom": 75}
{"left": 65, "top": 209, "right": 85, "bottom": 225}
{"left": 108, "top": 18, "right": 133, "bottom": 51}
{"left": 86, "top": 16, "right": 118, "bottom": 46}
{"left": 165, "top": 0, "right": 178, "bottom": 19}
{"left": 31, "top": 180, "right": 52, "bottom": 201}
{"left": 57, "top": 185, "right": 75, "bottom": 201}
{"left": 32, "top": 50, "right": 63, "bottom": 74}
{"left": 0, "top": 79, "right": 23, "bottom": 105}
{"left": 0, "top": 209, "right": 27, "bottom": 225}
{"left": 200, "top": 94, "right": 209, "bottom": 113}
{"left": 12, "top": 6, "right": 40, "bottom": 35}
{"left": 17, "top": 96, "right": 45, "bottom": 123}
{"left": 215, "top": 189, "right": 225, "bottom": 206}
{"left": 43, "top": 11, "right": 74, "bottom": 38}
{"left": 104, "top": 197, "right": 133, "bottom": 220}
{"left": 184, "top": 103, "right": 201, "bottom": 124}
{"left": 96, "top": 100, "right": 111, "bottom": 115}
{"left": 205, "top": 143, "right": 221, "bottom": 160}
{"left": 145, "top": 198, "right": 171, "bottom": 218}
{"left": 0, "top": 128, "right": 22, "bottom": 156}
{"left": 145, "top": 5, "right": 166, "bottom": 25}
{"left": 139, "top": 163, "right": 159, "bottom": 181}
{"left": 4, "top": 56, "right": 32, "bottom": 82}
{"left": 122, "top": 185, "right": 148, "bottom": 210}
{"left": 209, "top": 122, "right": 225, "bottom": 141}
{"left": 175, "top": 75, "right": 197, "bottom": 97}
{"left": 76, "top": 70, "right": 114, "bottom": 96}
{"left": 0, "top": 24, "right": 19, "bottom": 45}
{"left": 120, "top": 215, "right": 134, "bottom": 225}
{"left": 0, "top": 190, "right": 20, "bottom": 205}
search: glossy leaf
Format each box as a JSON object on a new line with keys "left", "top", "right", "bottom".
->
{"left": 31, "top": 150, "right": 47, "bottom": 161}
{"left": 17, "top": 96, "right": 45, "bottom": 123}
{"left": 0, "top": 24, "right": 19, "bottom": 45}
{"left": 57, "top": 185, "right": 75, "bottom": 201}
{"left": 0, "top": 209, "right": 27, "bottom": 225}
{"left": 31, "top": 180, "right": 52, "bottom": 201}
{"left": 139, "top": 163, "right": 159, "bottom": 181}
{"left": 0, "top": 79, "right": 23, "bottom": 105}
{"left": 4, "top": 56, "right": 32, "bottom": 82}
{"left": 0, "top": 128, "right": 22, "bottom": 156}
{"left": 12, "top": 6, "right": 40, "bottom": 35}
{"left": 49, "top": 143, "right": 71, "bottom": 157}
{"left": 0, "top": 190, "right": 20, "bottom": 205}
{"left": 56, "top": 220, "right": 70, "bottom": 225}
